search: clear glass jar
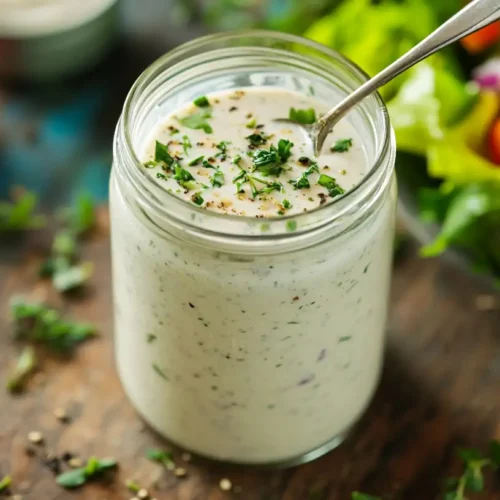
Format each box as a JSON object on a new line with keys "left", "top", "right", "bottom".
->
{"left": 111, "top": 31, "right": 396, "bottom": 467}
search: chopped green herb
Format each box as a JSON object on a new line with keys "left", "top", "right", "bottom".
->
{"left": 146, "top": 333, "right": 157, "bottom": 343}
{"left": 182, "top": 135, "right": 192, "bottom": 155}
{"left": 351, "top": 494, "right": 381, "bottom": 500}
{"left": 155, "top": 141, "right": 174, "bottom": 166}
{"left": 0, "top": 191, "right": 46, "bottom": 233}
{"left": 290, "top": 163, "right": 319, "bottom": 189}
{"left": 277, "top": 139, "right": 293, "bottom": 162}
{"left": 145, "top": 448, "right": 175, "bottom": 469}
{"left": 283, "top": 199, "right": 292, "bottom": 209}
{"left": 210, "top": 169, "right": 225, "bottom": 188}
{"left": 318, "top": 174, "right": 345, "bottom": 198}
{"left": 52, "top": 262, "right": 93, "bottom": 293}
{"left": 188, "top": 155, "right": 204, "bottom": 166}
{"left": 331, "top": 138, "right": 353, "bottom": 153}
{"left": 233, "top": 168, "right": 282, "bottom": 198}
{"left": 179, "top": 110, "right": 213, "bottom": 134}
{"left": 169, "top": 127, "right": 180, "bottom": 136}
{"left": 0, "top": 475, "right": 11, "bottom": 492}
{"left": 6, "top": 346, "right": 37, "bottom": 393}
{"left": 56, "top": 457, "right": 117, "bottom": 489}
{"left": 10, "top": 297, "right": 96, "bottom": 353}
{"left": 61, "top": 192, "right": 96, "bottom": 236}
{"left": 156, "top": 172, "right": 168, "bottom": 181}
{"left": 152, "top": 364, "right": 169, "bottom": 381}
{"left": 246, "top": 133, "right": 267, "bottom": 147}
{"left": 246, "top": 118, "right": 257, "bottom": 128}
{"left": 252, "top": 139, "right": 293, "bottom": 177}
{"left": 144, "top": 161, "right": 157, "bottom": 168}
{"left": 289, "top": 107, "right": 317, "bottom": 125}
{"left": 214, "top": 141, "right": 230, "bottom": 160}
{"left": 233, "top": 155, "right": 242, "bottom": 165}
{"left": 286, "top": 220, "right": 297, "bottom": 232}
{"left": 174, "top": 164, "right": 197, "bottom": 191}
{"left": 193, "top": 96, "right": 210, "bottom": 107}
{"left": 191, "top": 192, "right": 204, "bottom": 206}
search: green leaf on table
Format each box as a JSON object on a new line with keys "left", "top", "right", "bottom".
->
{"left": 10, "top": 297, "right": 96, "bottom": 354}
{"left": 145, "top": 448, "right": 174, "bottom": 468}
{"left": 56, "top": 468, "right": 87, "bottom": 488}
{"left": 0, "top": 191, "right": 46, "bottom": 233}
{"left": 53, "top": 262, "right": 93, "bottom": 293}
{"left": 56, "top": 457, "right": 116, "bottom": 489}
{"left": 61, "top": 192, "right": 97, "bottom": 236}
{"left": 155, "top": 141, "right": 174, "bottom": 167}
{"left": 52, "top": 231, "right": 79, "bottom": 260}
{"left": 6, "top": 346, "right": 37, "bottom": 393}
{"left": 0, "top": 475, "right": 11, "bottom": 492}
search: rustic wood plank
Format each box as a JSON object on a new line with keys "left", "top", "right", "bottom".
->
{"left": 0, "top": 210, "right": 499, "bottom": 500}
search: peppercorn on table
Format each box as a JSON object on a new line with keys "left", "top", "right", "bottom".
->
{"left": 0, "top": 209, "right": 499, "bottom": 500}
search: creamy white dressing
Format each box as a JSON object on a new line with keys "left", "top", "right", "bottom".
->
{"left": 141, "top": 88, "right": 367, "bottom": 218}
{"left": 111, "top": 86, "right": 395, "bottom": 464}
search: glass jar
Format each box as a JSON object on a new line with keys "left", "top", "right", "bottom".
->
{"left": 111, "top": 31, "right": 396, "bottom": 467}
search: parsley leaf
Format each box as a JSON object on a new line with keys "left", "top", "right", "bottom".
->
{"left": 193, "top": 96, "right": 210, "bottom": 107}
{"left": 277, "top": 139, "right": 293, "bottom": 162}
{"left": 252, "top": 139, "right": 293, "bottom": 177}
{"left": 145, "top": 448, "right": 175, "bottom": 469}
{"left": 232, "top": 168, "right": 282, "bottom": 198}
{"left": 10, "top": 297, "right": 96, "bottom": 353}
{"left": 318, "top": 174, "right": 346, "bottom": 198}
{"left": 6, "top": 346, "right": 37, "bottom": 393}
{"left": 215, "top": 141, "right": 230, "bottom": 160}
{"left": 331, "top": 138, "right": 353, "bottom": 153}
{"left": 246, "top": 133, "right": 267, "bottom": 147}
{"left": 290, "top": 163, "right": 319, "bottom": 189}
{"left": 155, "top": 140, "right": 174, "bottom": 166}
{"left": 210, "top": 169, "right": 225, "bottom": 188}
{"left": 56, "top": 457, "right": 117, "bottom": 489}
{"left": 0, "top": 191, "right": 46, "bottom": 233}
{"left": 283, "top": 199, "right": 292, "bottom": 209}
{"left": 289, "top": 107, "right": 317, "bottom": 125}
{"left": 179, "top": 110, "right": 213, "bottom": 134}
{"left": 191, "top": 192, "right": 204, "bottom": 206}
{"left": 174, "top": 163, "right": 197, "bottom": 191}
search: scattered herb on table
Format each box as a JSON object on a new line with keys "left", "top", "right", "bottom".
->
{"left": 289, "top": 107, "right": 317, "bottom": 125}
{"left": 10, "top": 297, "right": 96, "bottom": 354}
{"left": 0, "top": 475, "right": 11, "bottom": 492}
{"left": 6, "top": 346, "right": 37, "bottom": 393}
{"left": 56, "top": 456, "right": 117, "bottom": 489}
{"left": 331, "top": 138, "right": 353, "bottom": 153}
{"left": 443, "top": 441, "right": 500, "bottom": 500}
{"left": 179, "top": 109, "right": 213, "bottom": 134}
{"left": 215, "top": 141, "right": 230, "bottom": 160}
{"left": 193, "top": 96, "right": 210, "bottom": 107}
{"left": 0, "top": 191, "right": 46, "bottom": 233}
{"left": 125, "top": 479, "right": 141, "bottom": 493}
{"left": 318, "top": 174, "right": 346, "bottom": 198}
{"left": 290, "top": 163, "right": 320, "bottom": 189}
{"left": 145, "top": 448, "right": 175, "bottom": 469}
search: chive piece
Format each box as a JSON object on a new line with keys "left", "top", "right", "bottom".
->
{"left": 155, "top": 141, "right": 174, "bottom": 166}
{"left": 180, "top": 135, "right": 191, "bottom": 155}
{"left": 277, "top": 139, "right": 293, "bottom": 162}
{"left": 289, "top": 107, "right": 316, "bottom": 125}
{"left": 210, "top": 170, "right": 225, "bottom": 188}
{"left": 188, "top": 155, "right": 204, "bottom": 166}
{"left": 193, "top": 96, "right": 210, "bottom": 107}
{"left": 246, "top": 118, "right": 257, "bottom": 128}
{"left": 152, "top": 364, "right": 169, "bottom": 381}
{"left": 191, "top": 192, "right": 204, "bottom": 206}
{"left": 202, "top": 160, "right": 215, "bottom": 169}
{"left": 318, "top": 174, "right": 345, "bottom": 198}
{"left": 331, "top": 138, "right": 353, "bottom": 153}
{"left": 215, "top": 141, "right": 229, "bottom": 160}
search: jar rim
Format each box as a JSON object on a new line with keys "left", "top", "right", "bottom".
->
{"left": 116, "top": 30, "right": 394, "bottom": 249}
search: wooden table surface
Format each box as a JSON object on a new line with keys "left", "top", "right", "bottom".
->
{"left": 1, "top": 210, "right": 499, "bottom": 500}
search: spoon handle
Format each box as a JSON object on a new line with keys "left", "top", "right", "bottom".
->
{"left": 315, "top": 0, "right": 500, "bottom": 154}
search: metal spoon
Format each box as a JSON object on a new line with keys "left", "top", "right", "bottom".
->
{"left": 279, "top": 0, "right": 500, "bottom": 156}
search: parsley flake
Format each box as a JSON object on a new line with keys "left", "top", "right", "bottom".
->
{"left": 193, "top": 96, "right": 210, "bottom": 107}
{"left": 155, "top": 141, "right": 174, "bottom": 166}
{"left": 246, "top": 118, "right": 257, "bottom": 128}
{"left": 246, "top": 133, "right": 267, "bottom": 147}
{"left": 289, "top": 107, "right": 317, "bottom": 125}
{"left": 191, "top": 192, "right": 204, "bottom": 206}
{"left": 173, "top": 164, "right": 197, "bottom": 191}
{"left": 188, "top": 155, "right": 204, "bottom": 166}
{"left": 331, "top": 138, "right": 353, "bottom": 153}
{"left": 283, "top": 199, "right": 292, "bottom": 209}
{"left": 318, "top": 174, "right": 345, "bottom": 198}
{"left": 179, "top": 110, "right": 213, "bottom": 134}
{"left": 210, "top": 169, "right": 225, "bottom": 188}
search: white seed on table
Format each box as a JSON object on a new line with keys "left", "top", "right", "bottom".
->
{"left": 68, "top": 457, "right": 83, "bottom": 468}
{"left": 27, "top": 431, "right": 43, "bottom": 444}
{"left": 137, "top": 489, "right": 149, "bottom": 499}
{"left": 174, "top": 467, "right": 187, "bottom": 477}
{"left": 219, "top": 478, "right": 232, "bottom": 491}
{"left": 53, "top": 408, "right": 69, "bottom": 422}
{"left": 181, "top": 452, "right": 192, "bottom": 462}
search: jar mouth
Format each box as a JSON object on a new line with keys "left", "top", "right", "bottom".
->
{"left": 117, "top": 30, "right": 394, "bottom": 248}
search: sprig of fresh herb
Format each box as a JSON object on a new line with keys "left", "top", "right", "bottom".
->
{"left": 210, "top": 169, "right": 225, "bottom": 188}
{"left": 56, "top": 457, "right": 117, "bottom": 489}
{"left": 289, "top": 107, "right": 317, "bottom": 125}
{"left": 0, "top": 191, "right": 46, "bottom": 233}
{"left": 444, "top": 441, "right": 500, "bottom": 500}
{"left": 6, "top": 346, "right": 37, "bottom": 393}
{"left": 0, "top": 475, "right": 11, "bottom": 492}
{"left": 318, "top": 174, "right": 346, "bottom": 198}
{"left": 290, "top": 163, "right": 319, "bottom": 189}
{"left": 179, "top": 109, "right": 213, "bottom": 134}
{"left": 10, "top": 297, "right": 96, "bottom": 354}
{"left": 173, "top": 164, "right": 198, "bottom": 191}
{"left": 155, "top": 140, "right": 174, "bottom": 167}
{"left": 331, "top": 138, "right": 353, "bottom": 153}
{"left": 145, "top": 448, "right": 175, "bottom": 469}
{"left": 252, "top": 139, "right": 294, "bottom": 176}
{"left": 193, "top": 95, "right": 210, "bottom": 107}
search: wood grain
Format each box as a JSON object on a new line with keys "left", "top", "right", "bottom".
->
{"left": 0, "top": 210, "right": 499, "bottom": 500}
